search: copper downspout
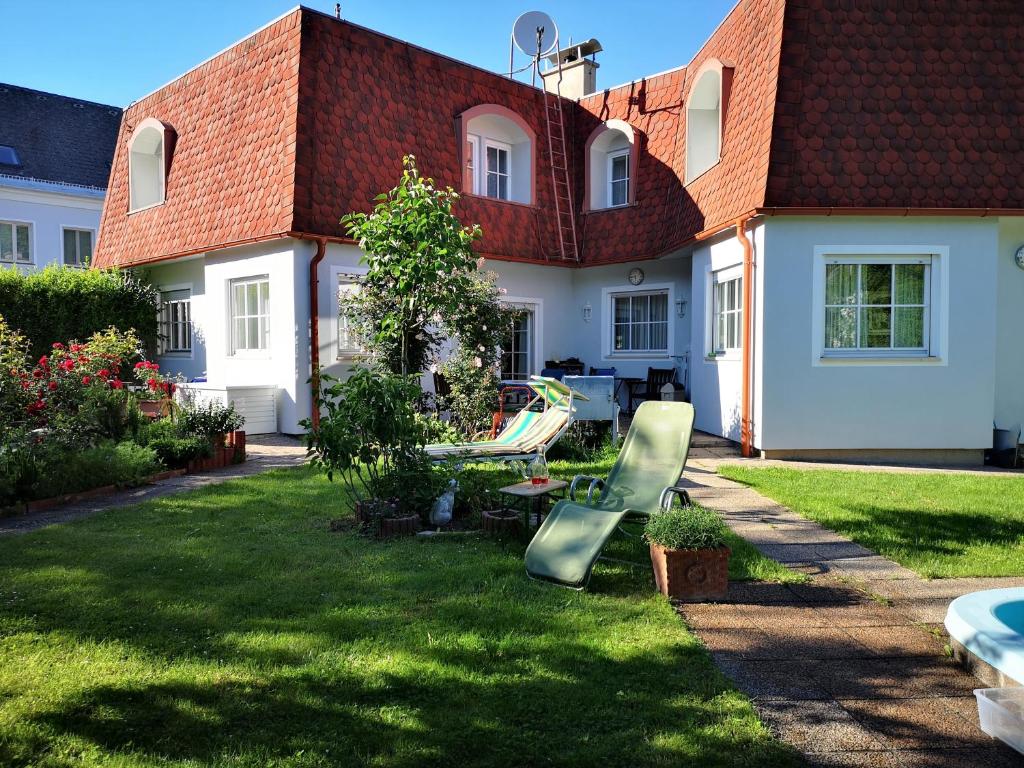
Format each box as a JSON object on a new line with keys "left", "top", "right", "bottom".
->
{"left": 735, "top": 216, "right": 754, "bottom": 458}
{"left": 308, "top": 237, "right": 327, "bottom": 430}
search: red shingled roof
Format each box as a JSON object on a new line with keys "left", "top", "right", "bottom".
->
{"left": 95, "top": 1, "right": 1024, "bottom": 270}
{"left": 765, "top": 0, "right": 1024, "bottom": 211}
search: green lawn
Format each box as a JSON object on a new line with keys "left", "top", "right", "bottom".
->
{"left": 719, "top": 465, "right": 1024, "bottom": 578}
{"left": 0, "top": 463, "right": 801, "bottom": 767}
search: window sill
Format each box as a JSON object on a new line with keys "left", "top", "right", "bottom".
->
{"left": 461, "top": 192, "right": 536, "bottom": 210}
{"left": 584, "top": 202, "right": 638, "bottom": 215}
{"left": 229, "top": 351, "right": 271, "bottom": 360}
{"left": 706, "top": 352, "right": 741, "bottom": 363}
{"left": 160, "top": 351, "right": 193, "bottom": 358}
{"left": 817, "top": 354, "right": 943, "bottom": 366}
{"left": 605, "top": 352, "right": 671, "bottom": 361}
{"left": 684, "top": 158, "right": 722, "bottom": 187}
{"left": 128, "top": 201, "right": 166, "bottom": 215}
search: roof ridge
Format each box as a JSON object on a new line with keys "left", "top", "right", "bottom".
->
{"left": 0, "top": 82, "right": 121, "bottom": 111}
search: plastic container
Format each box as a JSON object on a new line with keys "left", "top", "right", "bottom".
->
{"left": 975, "top": 687, "right": 1024, "bottom": 754}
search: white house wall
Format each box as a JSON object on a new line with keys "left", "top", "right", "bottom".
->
{"left": 0, "top": 184, "right": 103, "bottom": 271}
{"left": 689, "top": 223, "right": 763, "bottom": 443}
{"left": 995, "top": 218, "right": 1024, "bottom": 436}
{"left": 149, "top": 255, "right": 206, "bottom": 382}
{"left": 759, "top": 216, "right": 998, "bottom": 453}
{"left": 203, "top": 240, "right": 306, "bottom": 434}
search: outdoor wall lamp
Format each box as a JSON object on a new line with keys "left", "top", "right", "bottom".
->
{"left": 582, "top": 302, "right": 593, "bottom": 322}
{"left": 675, "top": 299, "right": 688, "bottom": 318}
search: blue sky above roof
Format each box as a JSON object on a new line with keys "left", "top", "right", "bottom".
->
{"left": 1, "top": 1, "right": 736, "bottom": 107}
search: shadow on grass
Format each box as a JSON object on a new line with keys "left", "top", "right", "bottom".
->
{"left": 0, "top": 468, "right": 801, "bottom": 767}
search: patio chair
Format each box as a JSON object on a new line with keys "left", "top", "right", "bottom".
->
{"left": 424, "top": 376, "right": 588, "bottom": 462}
{"left": 525, "top": 400, "right": 695, "bottom": 589}
{"left": 627, "top": 366, "right": 675, "bottom": 414}
{"left": 540, "top": 367, "right": 566, "bottom": 381}
{"left": 589, "top": 366, "right": 616, "bottom": 376}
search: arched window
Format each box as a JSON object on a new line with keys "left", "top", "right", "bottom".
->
{"left": 585, "top": 120, "right": 637, "bottom": 210}
{"left": 129, "top": 118, "right": 174, "bottom": 212}
{"left": 685, "top": 65, "right": 725, "bottom": 183}
{"left": 459, "top": 105, "right": 535, "bottom": 205}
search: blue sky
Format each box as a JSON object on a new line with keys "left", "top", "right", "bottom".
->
{"left": 1, "top": 1, "right": 736, "bottom": 107}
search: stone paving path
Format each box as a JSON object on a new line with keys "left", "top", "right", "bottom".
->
{"left": 676, "top": 461, "right": 1024, "bottom": 767}
{"left": 0, "top": 435, "right": 307, "bottom": 536}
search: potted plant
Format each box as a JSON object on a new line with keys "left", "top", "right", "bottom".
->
{"left": 177, "top": 400, "right": 245, "bottom": 450}
{"left": 302, "top": 367, "right": 433, "bottom": 538}
{"left": 644, "top": 504, "right": 731, "bottom": 601}
{"left": 132, "top": 360, "right": 179, "bottom": 418}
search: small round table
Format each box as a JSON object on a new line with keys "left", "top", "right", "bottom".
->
{"left": 497, "top": 479, "right": 568, "bottom": 536}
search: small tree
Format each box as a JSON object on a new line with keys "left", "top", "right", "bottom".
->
{"left": 439, "top": 271, "right": 514, "bottom": 436}
{"left": 342, "top": 155, "right": 482, "bottom": 375}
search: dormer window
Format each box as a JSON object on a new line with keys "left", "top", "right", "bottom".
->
{"left": 129, "top": 117, "right": 174, "bottom": 212}
{"left": 459, "top": 105, "right": 535, "bottom": 205}
{"left": 585, "top": 120, "right": 636, "bottom": 210}
{"left": 685, "top": 62, "right": 730, "bottom": 183}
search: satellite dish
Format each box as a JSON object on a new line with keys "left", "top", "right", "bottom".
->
{"left": 512, "top": 10, "right": 558, "bottom": 58}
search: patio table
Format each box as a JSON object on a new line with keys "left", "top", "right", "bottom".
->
{"left": 614, "top": 376, "right": 645, "bottom": 415}
{"left": 497, "top": 479, "right": 568, "bottom": 536}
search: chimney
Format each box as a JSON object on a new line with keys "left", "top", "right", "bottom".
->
{"left": 540, "top": 38, "right": 602, "bottom": 100}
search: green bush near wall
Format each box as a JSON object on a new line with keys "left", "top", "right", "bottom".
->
{"left": 0, "top": 266, "right": 158, "bottom": 358}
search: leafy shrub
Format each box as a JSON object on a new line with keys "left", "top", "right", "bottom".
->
{"left": 1, "top": 439, "right": 161, "bottom": 506}
{"left": 547, "top": 423, "right": 617, "bottom": 463}
{"left": 147, "top": 436, "right": 212, "bottom": 468}
{"left": 416, "top": 413, "right": 460, "bottom": 445}
{"left": 177, "top": 401, "right": 244, "bottom": 438}
{"left": 137, "top": 418, "right": 181, "bottom": 445}
{"left": 644, "top": 504, "right": 728, "bottom": 551}
{"left": 0, "top": 266, "right": 158, "bottom": 359}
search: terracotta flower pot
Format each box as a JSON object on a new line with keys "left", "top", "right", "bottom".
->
{"left": 649, "top": 543, "right": 731, "bottom": 601}
{"left": 377, "top": 514, "right": 419, "bottom": 539}
{"left": 229, "top": 430, "right": 246, "bottom": 456}
{"left": 481, "top": 509, "right": 519, "bottom": 536}
{"left": 212, "top": 432, "right": 227, "bottom": 449}
{"left": 138, "top": 400, "right": 162, "bottom": 419}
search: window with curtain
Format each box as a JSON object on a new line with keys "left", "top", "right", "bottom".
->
{"left": 337, "top": 276, "right": 363, "bottom": 358}
{"left": 485, "top": 140, "right": 510, "bottom": 200}
{"left": 159, "top": 289, "right": 191, "bottom": 354}
{"left": 712, "top": 274, "right": 742, "bottom": 354}
{"left": 612, "top": 292, "right": 668, "bottom": 353}
{"left": 500, "top": 308, "right": 533, "bottom": 380}
{"left": 62, "top": 228, "right": 93, "bottom": 267}
{"left": 608, "top": 149, "right": 629, "bottom": 207}
{"left": 824, "top": 259, "right": 930, "bottom": 353}
{"left": 0, "top": 221, "right": 31, "bottom": 263}
{"left": 230, "top": 276, "right": 270, "bottom": 354}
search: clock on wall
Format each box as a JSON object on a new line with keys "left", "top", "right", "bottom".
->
{"left": 1016, "top": 245, "right": 1024, "bottom": 271}
{"left": 628, "top": 267, "right": 645, "bottom": 286}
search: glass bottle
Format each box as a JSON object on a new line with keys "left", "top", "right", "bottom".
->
{"left": 529, "top": 448, "right": 549, "bottom": 485}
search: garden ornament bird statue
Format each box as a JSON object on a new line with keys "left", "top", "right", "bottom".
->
{"left": 430, "top": 478, "right": 457, "bottom": 528}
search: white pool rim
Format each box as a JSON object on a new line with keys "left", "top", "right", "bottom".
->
{"left": 945, "top": 587, "right": 1024, "bottom": 685}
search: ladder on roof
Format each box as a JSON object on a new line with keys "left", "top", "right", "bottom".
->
{"left": 542, "top": 77, "right": 579, "bottom": 263}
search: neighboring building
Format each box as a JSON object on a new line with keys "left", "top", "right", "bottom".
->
{"left": 0, "top": 84, "right": 122, "bottom": 272}
{"left": 95, "top": 1, "right": 1024, "bottom": 465}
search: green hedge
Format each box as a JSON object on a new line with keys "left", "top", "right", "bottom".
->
{"left": 0, "top": 266, "right": 158, "bottom": 358}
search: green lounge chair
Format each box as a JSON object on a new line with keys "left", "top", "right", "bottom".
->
{"left": 425, "top": 376, "right": 588, "bottom": 462}
{"left": 525, "top": 400, "right": 695, "bottom": 589}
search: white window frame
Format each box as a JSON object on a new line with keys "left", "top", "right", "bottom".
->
{"left": 61, "top": 226, "right": 94, "bottom": 267}
{"left": 811, "top": 246, "right": 949, "bottom": 366}
{"left": 499, "top": 305, "right": 535, "bottom": 381}
{"left": 602, "top": 283, "right": 674, "bottom": 360}
{"left": 336, "top": 272, "right": 365, "bottom": 360}
{"left": 607, "top": 148, "right": 630, "bottom": 208}
{"left": 128, "top": 121, "right": 167, "bottom": 213}
{"left": 158, "top": 284, "right": 193, "bottom": 357}
{"left": 484, "top": 139, "right": 511, "bottom": 201}
{"left": 228, "top": 275, "right": 270, "bottom": 356}
{"left": 465, "top": 134, "right": 481, "bottom": 195}
{"left": 0, "top": 219, "right": 33, "bottom": 265}
{"left": 500, "top": 296, "right": 543, "bottom": 380}
{"left": 710, "top": 266, "right": 743, "bottom": 357}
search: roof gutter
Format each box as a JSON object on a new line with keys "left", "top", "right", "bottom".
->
{"left": 735, "top": 215, "right": 755, "bottom": 458}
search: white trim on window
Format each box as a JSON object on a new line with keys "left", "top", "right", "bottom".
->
{"left": 60, "top": 226, "right": 95, "bottom": 267}
{"left": 0, "top": 219, "right": 33, "bottom": 265}
{"left": 484, "top": 138, "right": 511, "bottom": 201}
{"left": 329, "top": 264, "right": 368, "bottom": 361}
{"left": 601, "top": 283, "right": 674, "bottom": 360}
{"left": 228, "top": 275, "right": 270, "bottom": 356}
{"left": 500, "top": 295, "right": 543, "bottom": 380}
{"left": 710, "top": 267, "right": 743, "bottom": 357}
{"left": 128, "top": 120, "right": 168, "bottom": 213}
{"left": 466, "top": 134, "right": 480, "bottom": 195}
{"left": 606, "top": 147, "right": 630, "bottom": 208}
{"left": 811, "top": 246, "right": 949, "bottom": 367}
{"left": 158, "top": 285, "right": 193, "bottom": 357}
